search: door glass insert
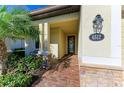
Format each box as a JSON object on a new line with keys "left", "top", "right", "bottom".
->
{"left": 68, "top": 36, "right": 75, "bottom": 54}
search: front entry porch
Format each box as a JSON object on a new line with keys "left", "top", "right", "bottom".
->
{"left": 38, "top": 18, "right": 79, "bottom": 58}
{"left": 49, "top": 19, "right": 79, "bottom": 58}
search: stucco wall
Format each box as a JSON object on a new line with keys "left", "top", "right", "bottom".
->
{"left": 5, "top": 38, "right": 25, "bottom": 51}
{"left": 122, "top": 19, "right": 124, "bottom": 68}
{"left": 122, "top": 19, "right": 124, "bottom": 86}
{"left": 5, "top": 38, "right": 36, "bottom": 55}
{"left": 79, "top": 5, "right": 121, "bottom": 67}
{"left": 25, "top": 39, "right": 36, "bottom": 55}
{"left": 50, "top": 28, "right": 66, "bottom": 58}
{"left": 50, "top": 28, "right": 59, "bottom": 58}
{"left": 81, "top": 6, "right": 111, "bottom": 57}
{"left": 59, "top": 29, "right": 66, "bottom": 58}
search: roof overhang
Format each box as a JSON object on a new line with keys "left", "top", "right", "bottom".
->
{"left": 121, "top": 6, "right": 124, "bottom": 18}
{"left": 29, "top": 5, "right": 80, "bottom": 21}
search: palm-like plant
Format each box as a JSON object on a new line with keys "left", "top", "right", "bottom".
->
{"left": 0, "top": 6, "right": 39, "bottom": 74}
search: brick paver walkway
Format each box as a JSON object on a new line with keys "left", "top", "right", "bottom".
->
{"left": 32, "top": 55, "right": 80, "bottom": 87}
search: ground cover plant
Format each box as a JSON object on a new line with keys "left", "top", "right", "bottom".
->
{"left": 0, "top": 54, "right": 45, "bottom": 87}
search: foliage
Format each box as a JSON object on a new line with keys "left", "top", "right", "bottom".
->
{"left": 0, "top": 5, "right": 39, "bottom": 76}
{"left": 16, "top": 55, "right": 43, "bottom": 73}
{"left": 0, "top": 72, "right": 32, "bottom": 87}
{"left": 0, "top": 5, "right": 39, "bottom": 40}
{"left": 6, "top": 54, "right": 44, "bottom": 73}
{"left": 1, "top": 54, "right": 45, "bottom": 87}
{"left": 6, "top": 54, "right": 21, "bottom": 70}
{"left": 0, "top": 5, "right": 40, "bottom": 87}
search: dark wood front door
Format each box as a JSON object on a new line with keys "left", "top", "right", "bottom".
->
{"left": 68, "top": 36, "right": 75, "bottom": 54}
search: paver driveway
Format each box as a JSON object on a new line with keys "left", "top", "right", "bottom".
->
{"left": 32, "top": 55, "right": 80, "bottom": 87}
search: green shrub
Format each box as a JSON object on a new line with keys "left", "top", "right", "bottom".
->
{"left": 0, "top": 73, "right": 32, "bottom": 87}
{"left": 6, "top": 54, "right": 20, "bottom": 70}
{"left": 28, "top": 61, "right": 39, "bottom": 70}
{"left": 16, "top": 55, "right": 43, "bottom": 73}
{"left": 2, "top": 54, "right": 44, "bottom": 87}
{"left": 6, "top": 54, "right": 43, "bottom": 73}
{"left": 17, "top": 63, "right": 26, "bottom": 72}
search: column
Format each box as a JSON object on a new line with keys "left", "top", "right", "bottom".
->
{"left": 38, "top": 23, "right": 44, "bottom": 54}
{"left": 78, "top": 6, "right": 83, "bottom": 61}
{"left": 43, "top": 22, "right": 50, "bottom": 52}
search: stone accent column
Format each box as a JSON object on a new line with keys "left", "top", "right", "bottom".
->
{"left": 43, "top": 22, "right": 50, "bottom": 52}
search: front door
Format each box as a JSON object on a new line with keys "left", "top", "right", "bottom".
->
{"left": 68, "top": 36, "right": 75, "bottom": 54}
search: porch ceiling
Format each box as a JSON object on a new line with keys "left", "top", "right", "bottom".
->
{"left": 50, "top": 19, "right": 79, "bottom": 34}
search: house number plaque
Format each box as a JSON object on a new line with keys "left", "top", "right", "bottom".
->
{"left": 89, "top": 14, "right": 104, "bottom": 41}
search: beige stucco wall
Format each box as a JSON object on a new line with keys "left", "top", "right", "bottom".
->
{"left": 122, "top": 19, "right": 124, "bottom": 87}
{"left": 79, "top": 5, "right": 121, "bottom": 67}
{"left": 50, "top": 28, "right": 59, "bottom": 57}
{"left": 59, "top": 29, "right": 66, "bottom": 58}
{"left": 81, "top": 6, "right": 111, "bottom": 57}
{"left": 122, "top": 19, "right": 124, "bottom": 68}
{"left": 50, "top": 28, "right": 66, "bottom": 58}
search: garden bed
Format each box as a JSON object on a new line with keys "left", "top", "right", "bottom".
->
{"left": 0, "top": 53, "right": 71, "bottom": 87}
{"left": 0, "top": 53, "right": 47, "bottom": 87}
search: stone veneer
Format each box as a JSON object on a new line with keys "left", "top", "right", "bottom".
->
{"left": 80, "top": 66, "right": 123, "bottom": 87}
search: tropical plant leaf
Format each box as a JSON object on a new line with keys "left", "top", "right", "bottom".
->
{"left": 0, "top": 5, "right": 39, "bottom": 40}
{"left": 0, "top": 5, "right": 7, "bottom": 12}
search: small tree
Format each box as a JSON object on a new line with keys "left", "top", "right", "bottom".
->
{"left": 0, "top": 6, "right": 39, "bottom": 74}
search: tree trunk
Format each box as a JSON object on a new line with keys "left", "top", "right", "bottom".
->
{"left": 0, "top": 40, "right": 7, "bottom": 74}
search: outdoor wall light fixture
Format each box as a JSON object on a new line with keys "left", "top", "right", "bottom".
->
{"left": 89, "top": 14, "right": 104, "bottom": 41}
